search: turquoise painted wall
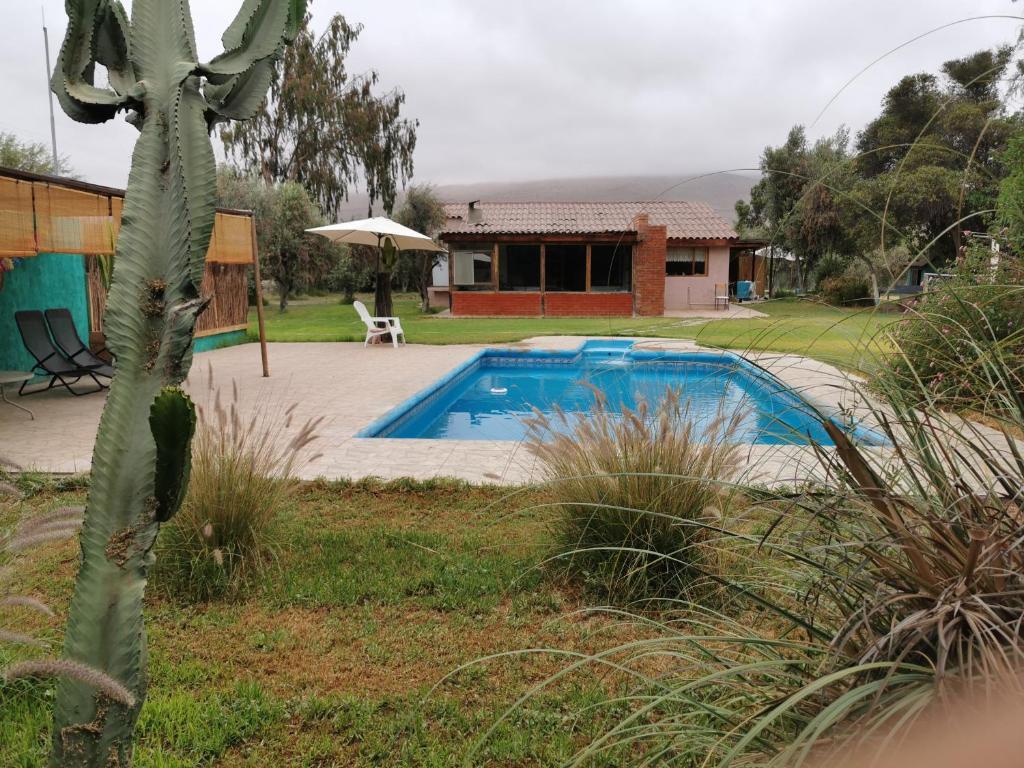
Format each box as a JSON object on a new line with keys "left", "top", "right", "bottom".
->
{"left": 0, "top": 253, "right": 90, "bottom": 374}
{"left": 1, "top": 254, "right": 248, "bottom": 372}
{"left": 194, "top": 329, "right": 248, "bottom": 353}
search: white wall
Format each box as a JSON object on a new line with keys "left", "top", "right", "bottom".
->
{"left": 432, "top": 255, "right": 448, "bottom": 287}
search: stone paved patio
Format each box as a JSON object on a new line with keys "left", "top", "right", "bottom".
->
{"left": 0, "top": 337, "right": 870, "bottom": 485}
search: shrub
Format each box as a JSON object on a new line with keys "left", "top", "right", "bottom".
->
{"left": 155, "top": 367, "right": 322, "bottom": 601}
{"left": 882, "top": 245, "right": 1024, "bottom": 412}
{"left": 812, "top": 252, "right": 848, "bottom": 287}
{"left": 818, "top": 272, "right": 873, "bottom": 307}
{"left": 525, "top": 387, "right": 742, "bottom": 604}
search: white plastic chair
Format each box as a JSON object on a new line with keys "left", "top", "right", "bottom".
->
{"left": 353, "top": 300, "right": 405, "bottom": 348}
{"left": 714, "top": 283, "right": 730, "bottom": 310}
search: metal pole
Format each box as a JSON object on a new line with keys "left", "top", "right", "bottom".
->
{"left": 42, "top": 7, "right": 60, "bottom": 175}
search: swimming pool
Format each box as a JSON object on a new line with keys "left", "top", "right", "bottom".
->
{"left": 359, "top": 340, "right": 880, "bottom": 445}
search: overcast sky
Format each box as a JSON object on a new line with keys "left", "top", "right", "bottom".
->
{"left": 0, "top": 0, "right": 1019, "bottom": 190}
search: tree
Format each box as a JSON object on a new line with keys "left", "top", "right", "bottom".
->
{"left": 854, "top": 47, "right": 1016, "bottom": 264}
{"left": 217, "top": 170, "right": 336, "bottom": 310}
{"left": 38, "top": 1, "right": 302, "bottom": 763}
{"left": 0, "top": 131, "right": 72, "bottom": 175}
{"left": 997, "top": 128, "right": 1024, "bottom": 252}
{"left": 395, "top": 184, "right": 447, "bottom": 312}
{"left": 220, "top": 11, "right": 417, "bottom": 219}
{"left": 738, "top": 46, "right": 1020, "bottom": 300}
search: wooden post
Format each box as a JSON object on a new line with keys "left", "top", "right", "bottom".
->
{"left": 250, "top": 214, "right": 270, "bottom": 377}
{"left": 585, "top": 244, "right": 591, "bottom": 292}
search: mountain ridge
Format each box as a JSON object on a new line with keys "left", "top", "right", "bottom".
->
{"left": 333, "top": 172, "right": 758, "bottom": 224}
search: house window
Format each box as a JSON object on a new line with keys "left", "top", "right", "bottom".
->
{"left": 590, "top": 244, "right": 631, "bottom": 291}
{"left": 666, "top": 247, "right": 708, "bottom": 276}
{"left": 498, "top": 244, "right": 541, "bottom": 291}
{"left": 545, "top": 244, "right": 586, "bottom": 291}
{"left": 452, "top": 247, "right": 493, "bottom": 289}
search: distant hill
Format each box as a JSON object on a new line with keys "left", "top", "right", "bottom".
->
{"left": 433, "top": 173, "right": 758, "bottom": 223}
{"left": 331, "top": 173, "right": 759, "bottom": 224}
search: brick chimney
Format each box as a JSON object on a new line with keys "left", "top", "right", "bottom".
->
{"left": 632, "top": 212, "right": 666, "bottom": 316}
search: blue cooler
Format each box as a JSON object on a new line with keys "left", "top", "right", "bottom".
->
{"left": 736, "top": 280, "right": 754, "bottom": 301}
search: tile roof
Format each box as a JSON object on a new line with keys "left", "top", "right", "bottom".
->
{"left": 440, "top": 201, "right": 738, "bottom": 240}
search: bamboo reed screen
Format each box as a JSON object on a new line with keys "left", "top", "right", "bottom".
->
{"left": 3, "top": 169, "right": 255, "bottom": 340}
{"left": 33, "top": 182, "right": 115, "bottom": 254}
{"left": 0, "top": 177, "right": 37, "bottom": 257}
{"left": 86, "top": 258, "right": 250, "bottom": 337}
{"left": 206, "top": 212, "right": 254, "bottom": 264}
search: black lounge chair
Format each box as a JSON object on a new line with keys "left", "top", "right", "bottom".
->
{"left": 45, "top": 308, "right": 114, "bottom": 379}
{"left": 14, "top": 310, "right": 108, "bottom": 396}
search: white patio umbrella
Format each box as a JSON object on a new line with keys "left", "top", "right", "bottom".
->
{"left": 306, "top": 216, "right": 446, "bottom": 252}
{"left": 306, "top": 216, "right": 446, "bottom": 325}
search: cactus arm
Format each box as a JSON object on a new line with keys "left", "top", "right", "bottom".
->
{"left": 150, "top": 389, "right": 196, "bottom": 523}
{"left": 51, "top": 0, "right": 135, "bottom": 123}
{"left": 48, "top": 0, "right": 299, "bottom": 764}
{"left": 200, "top": 0, "right": 306, "bottom": 122}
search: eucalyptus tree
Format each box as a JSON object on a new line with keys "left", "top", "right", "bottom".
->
{"left": 45, "top": 1, "right": 303, "bottom": 764}
{"left": 221, "top": 11, "right": 418, "bottom": 219}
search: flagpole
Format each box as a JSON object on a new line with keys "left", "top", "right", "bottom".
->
{"left": 42, "top": 6, "right": 60, "bottom": 175}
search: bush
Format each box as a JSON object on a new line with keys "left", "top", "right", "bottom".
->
{"left": 155, "top": 367, "right": 322, "bottom": 601}
{"left": 882, "top": 245, "right": 1024, "bottom": 412}
{"left": 818, "top": 272, "right": 873, "bottom": 307}
{"left": 812, "top": 252, "right": 848, "bottom": 287}
{"left": 525, "top": 388, "right": 742, "bottom": 604}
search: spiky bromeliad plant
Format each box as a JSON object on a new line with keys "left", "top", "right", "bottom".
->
{"left": 46, "top": 1, "right": 303, "bottom": 764}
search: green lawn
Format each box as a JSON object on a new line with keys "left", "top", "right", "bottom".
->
{"left": 1, "top": 479, "right": 639, "bottom": 767}
{"left": 249, "top": 293, "right": 894, "bottom": 370}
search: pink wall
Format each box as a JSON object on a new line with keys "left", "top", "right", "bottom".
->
{"left": 663, "top": 246, "right": 729, "bottom": 309}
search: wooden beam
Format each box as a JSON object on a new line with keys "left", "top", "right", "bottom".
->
{"left": 250, "top": 215, "right": 270, "bottom": 378}
{"left": 585, "top": 244, "right": 591, "bottom": 292}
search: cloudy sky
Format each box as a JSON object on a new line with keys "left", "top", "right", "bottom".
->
{"left": 0, "top": 0, "right": 1019, "bottom": 190}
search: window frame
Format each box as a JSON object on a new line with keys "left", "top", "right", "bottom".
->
{"left": 589, "top": 243, "right": 633, "bottom": 292}
{"left": 666, "top": 246, "right": 709, "bottom": 277}
{"left": 451, "top": 245, "right": 496, "bottom": 290}
{"left": 498, "top": 243, "right": 542, "bottom": 292}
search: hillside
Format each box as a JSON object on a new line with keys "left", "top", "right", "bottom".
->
{"left": 333, "top": 172, "right": 758, "bottom": 223}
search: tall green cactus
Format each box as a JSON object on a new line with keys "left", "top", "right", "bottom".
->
{"left": 49, "top": 1, "right": 304, "bottom": 764}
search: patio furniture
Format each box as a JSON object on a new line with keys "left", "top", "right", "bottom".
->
{"left": 714, "top": 283, "right": 730, "bottom": 310}
{"left": 0, "top": 370, "right": 34, "bottom": 419}
{"left": 353, "top": 300, "right": 406, "bottom": 348}
{"left": 14, "top": 310, "right": 108, "bottom": 396}
{"left": 45, "top": 308, "right": 114, "bottom": 379}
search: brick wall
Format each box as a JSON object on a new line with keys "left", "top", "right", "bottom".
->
{"left": 544, "top": 292, "right": 633, "bottom": 316}
{"left": 632, "top": 213, "right": 666, "bottom": 316}
{"left": 452, "top": 291, "right": 542, "bottom": 316}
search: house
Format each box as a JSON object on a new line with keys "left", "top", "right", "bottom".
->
{"left": 439, "top": 201, "right": 765, "bottom": 316}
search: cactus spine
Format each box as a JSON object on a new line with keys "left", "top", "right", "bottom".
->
{"left": 49, "top": 1, "right": 304, "bottom": 764}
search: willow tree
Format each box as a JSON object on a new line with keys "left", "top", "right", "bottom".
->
{"left": 46, "top": 1, "right": 303, "bottom": 764}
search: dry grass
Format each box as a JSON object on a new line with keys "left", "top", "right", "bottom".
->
{"left": 154, "top": 365, "right": 322, "bottom": 601}
{"left": 525, "top": 386, "right": 744, "bottom": 604}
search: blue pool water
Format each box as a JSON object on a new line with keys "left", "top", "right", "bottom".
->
{"left": 361, "top": 340, "right": 878, "bottom": 445}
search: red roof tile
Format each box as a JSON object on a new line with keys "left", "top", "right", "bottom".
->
{"left": 440, "top": 201, "right": 737, "bottom": 240}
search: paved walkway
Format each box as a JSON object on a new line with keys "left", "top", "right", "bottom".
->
{"left": 0, "top": 337, "right": 870, "bottom": 485}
